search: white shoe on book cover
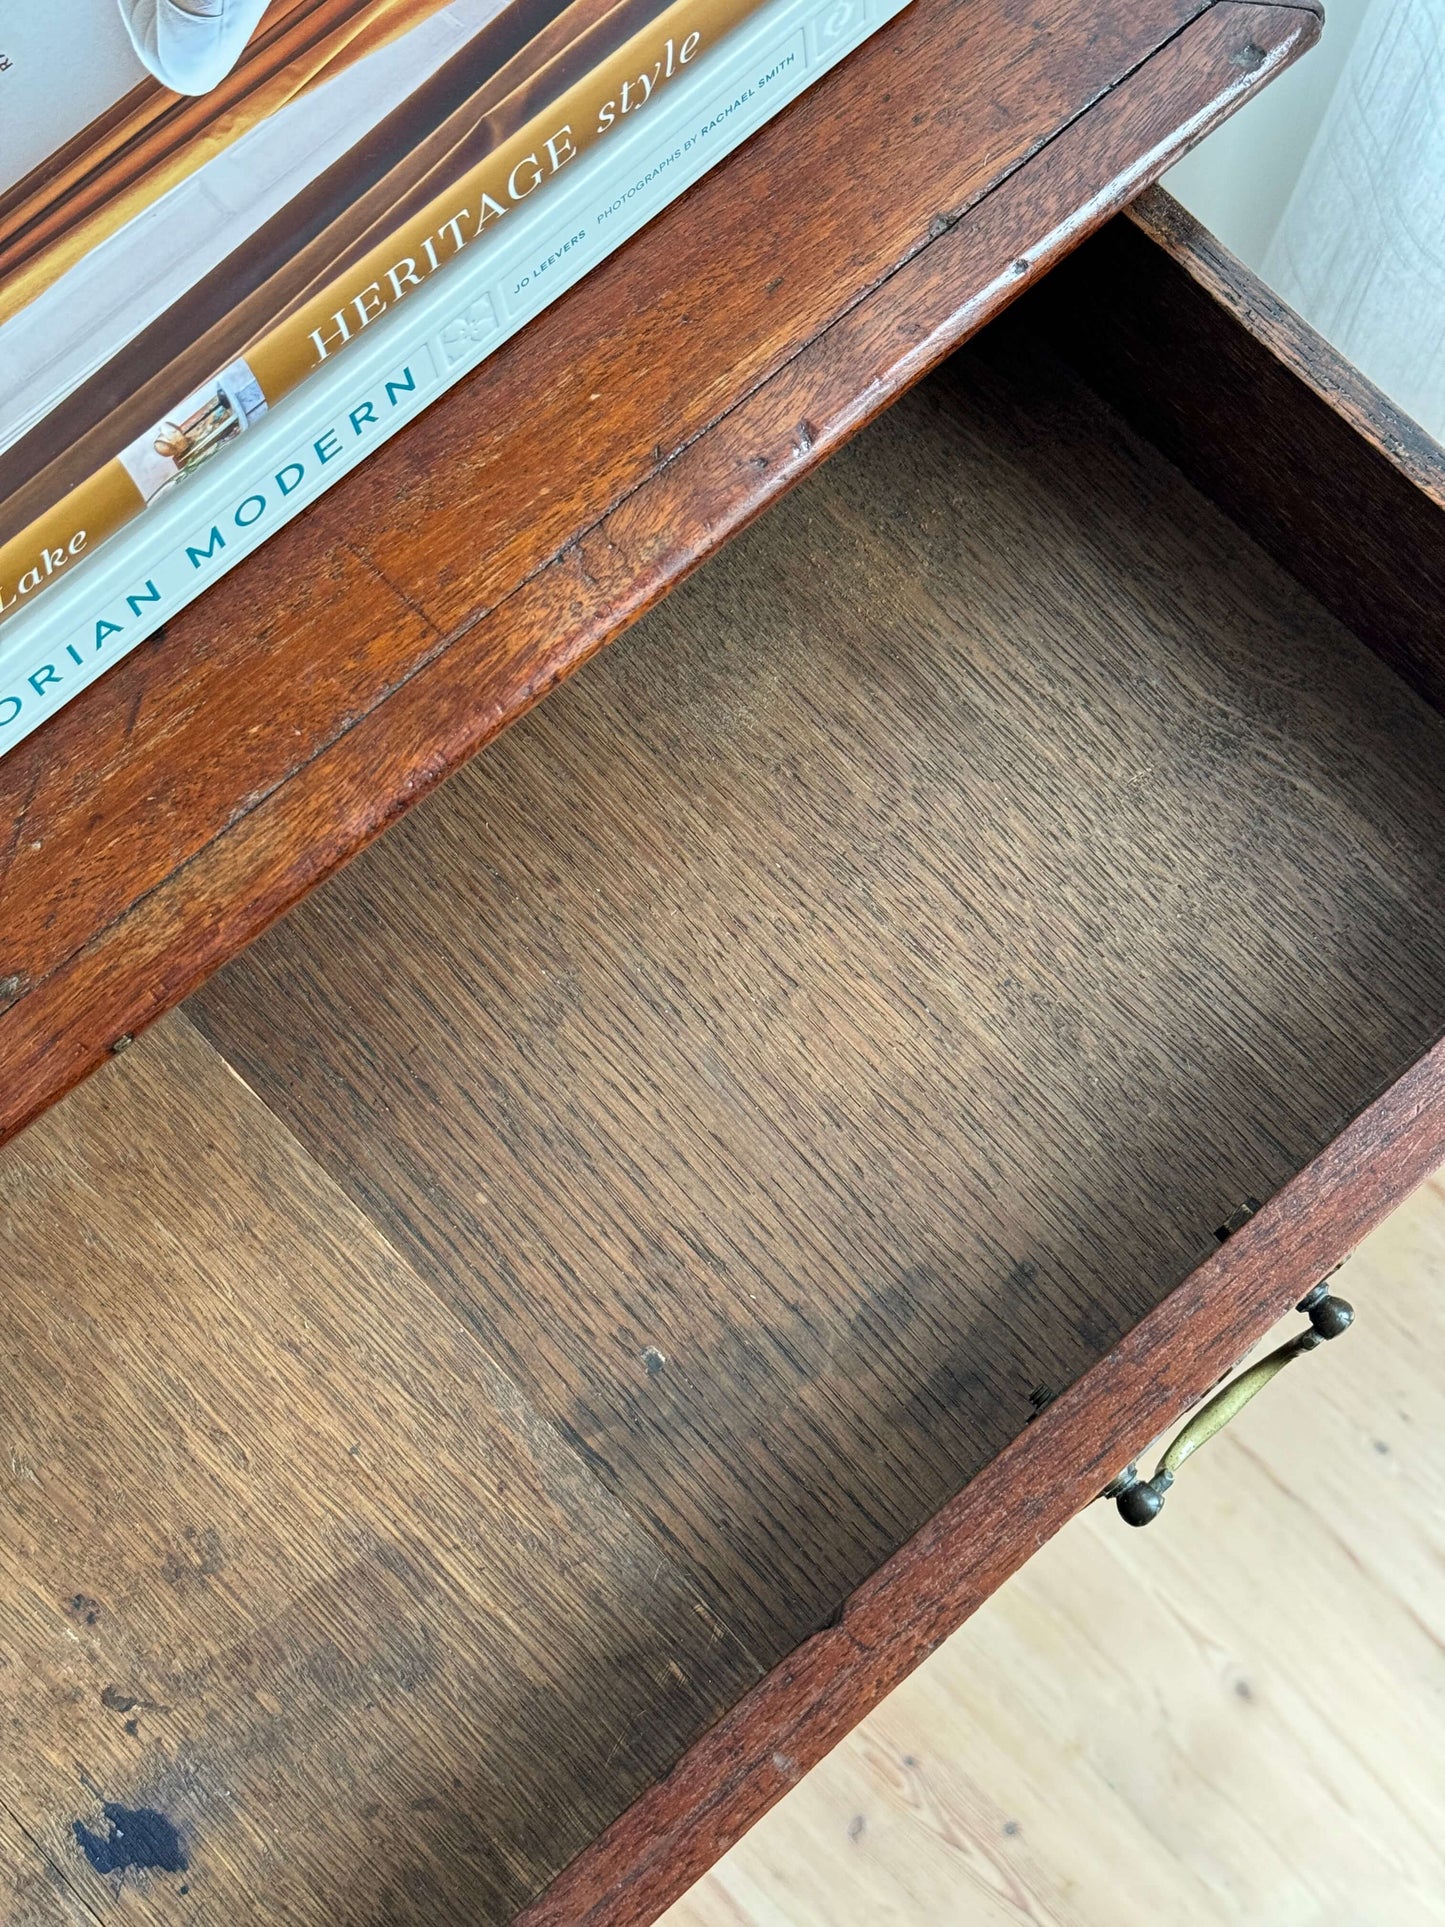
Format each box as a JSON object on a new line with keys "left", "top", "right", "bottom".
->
{"left": 116, "top": 0, "right": 273, "bottom": 95}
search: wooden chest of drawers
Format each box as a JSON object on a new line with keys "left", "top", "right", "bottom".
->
{"left": 5, "top": 0, "right": 1443, "bottom": 1919}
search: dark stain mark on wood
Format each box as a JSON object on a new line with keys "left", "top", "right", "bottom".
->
{"left": 99, "top": 1687, "right": 152, "bottom": 1714}
{"left": 4, "top": 999, "right": 762, "bottom": 1914}
{"left": 73, "top": 1799, "right": 187, "bottom": 1877}
{"left": 161, "top": 1525, "right": 224, "bottom": 1587}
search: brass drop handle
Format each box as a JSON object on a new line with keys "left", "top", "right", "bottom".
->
{"left": 1105, "top": 1282, "right": 1354, "bottom": 1526}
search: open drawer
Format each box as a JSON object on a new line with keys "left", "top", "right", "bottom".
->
{"left": 3, "top": 182, "right": 1443, "bottom": 1923}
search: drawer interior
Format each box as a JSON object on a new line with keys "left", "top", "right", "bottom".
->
{"left": 5, "top": 211, "right": 1443, "bottom": 1918}
{"left": 188, "top": 292, "right": 1445, "bottom": 1674}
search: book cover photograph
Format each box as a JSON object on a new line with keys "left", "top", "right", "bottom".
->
{"left": 0, "top": 0, "right": 736, "bottom": 620}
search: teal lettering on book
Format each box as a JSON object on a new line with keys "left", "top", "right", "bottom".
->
{"left": 179, "top": 362, "right": 420, "bottom": 576}
{"left": 187, "top": 527, "right": 227, "bottom": 569}
{"left": 0, "top": 580, "right": 160, "bottom": 729}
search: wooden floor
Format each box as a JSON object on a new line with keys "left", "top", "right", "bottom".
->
{"left": 662, "top": 1173, "right": 1445, "bottom": 1927}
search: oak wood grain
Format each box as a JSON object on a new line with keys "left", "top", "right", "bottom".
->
{"left": 0, "top": 1013, "right": 760, "bottom": 1924}
{"left": 0, "top": 1807, "right": 95, "bottom": 1927}
{"left": 192, "top": 325, "right": 1445, "bottom": 1666}
{"left": 0, "top": 0, "right": 1210, "bottom": 985}
{"left": 0, "top": 0, "right": 1318, "bottom": 1147}
{"left": 1031, "top": 187, "right": 1445, "bottom": 717}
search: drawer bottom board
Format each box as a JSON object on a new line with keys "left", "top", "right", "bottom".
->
{"left": 5, "top": 306, "right": 1443, "bottom": 1922}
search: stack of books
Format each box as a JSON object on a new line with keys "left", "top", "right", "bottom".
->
{"left": 0, "top": 0, "right": 910, "bottom": 757}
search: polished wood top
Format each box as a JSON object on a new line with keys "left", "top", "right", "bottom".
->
{"left": 0, "top": 0, "right": 1318, "bottom": 1146}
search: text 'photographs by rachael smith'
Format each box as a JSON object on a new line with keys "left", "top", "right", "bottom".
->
{"left": 0, "top": 0, "right": 742, "bottom": 621}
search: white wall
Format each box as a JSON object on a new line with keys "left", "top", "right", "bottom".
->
{"left": 1165, "top": 0, "right": 1445, "bottom": 442}
{"left": 1164, "top": 0, "right": 1370, "bottom": 270}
